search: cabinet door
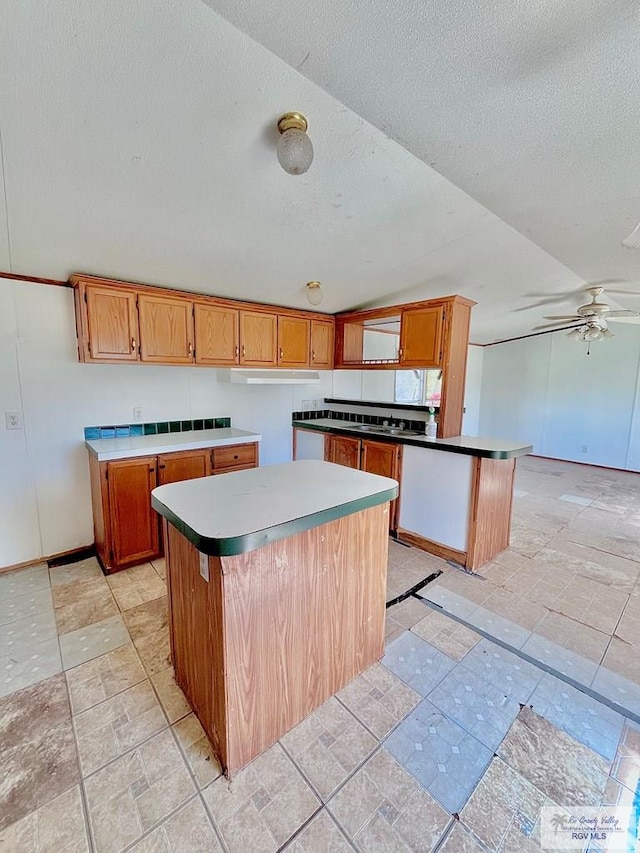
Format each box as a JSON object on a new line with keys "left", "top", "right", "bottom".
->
{"left": 361, "top": 439, "right": 402, "bottom": 532}
{"left": 158, "top": 449, "right": 211, "bottom": 485}
{"left": 399, "top": 306, "right": 444, "bottom": 368}
{"left": 139, "top": 294, "right": 194, "bottom": 364}
{"left": 278, "top": 316, "right": 310, "bottom": 368}
{"left": 310, "top": 319, "right": 334, "bottom": 368}
{"left": 239, "top": 311, "right": 278, "bottom": 366}
{"left": 194, "top": 304, "right": 239, "bottom": 365}
{"left": 107, "top": 458, "right": 160, "bottom": 568}
{"left": 327, "top": 435, "right": 361, "bottom": 469}
{"left": 85, "top": 286, "right": 140, "bottom": 361}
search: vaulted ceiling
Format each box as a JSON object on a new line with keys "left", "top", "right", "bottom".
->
{"left": 0, "top": 0, "right": 638, "bottom": 342}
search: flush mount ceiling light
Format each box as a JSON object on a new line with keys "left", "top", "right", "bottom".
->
{"left": 306, "top": 281, "right": 323, "bottom": 306}
{"left": 277, "top": 112, "right": 313, "bottom": 175}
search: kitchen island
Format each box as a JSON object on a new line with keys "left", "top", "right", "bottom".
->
{"left": 151, "top": 460, "right": 398, "bottom": 777}
{"left": 293, "top": 418, "right": 532, "bottom": 569}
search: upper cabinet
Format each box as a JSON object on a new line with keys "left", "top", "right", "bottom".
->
{"left": 310, "top": 319, "right": 334, "bottom": 368}
{"left": 72, "top": 274, "right": 334, "bottom": 370}
{"left": 138, "top": 293, "right": 194, "bottom": 364}
{"left": 334, "top": 296, "right": 475, "bottom": 439}
{"left": 194, "top": 303, "right": 239, "bottom": 365}
{"left": 278, "top": 316, "right": 310, "bottom": 368}
{"left": 83, "top": 286, "right": 140, "bottom": 361}
{"left": 399, "top": 305, "right": 444, "bottom": 368}
{"left": 240, "top": 310, "right": 278, "bottom": 366}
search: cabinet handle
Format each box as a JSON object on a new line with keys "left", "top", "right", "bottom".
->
{"left": 131, "top": 337, "right": 136, "bottom": 352}
{"left": 188, "top": 342, "right": 193, "bottom": 357}
{"left": 279, "top": 347, "right": 284, "bottom": 359}
{"left": 311, "top": 349, "right": 316, "bottom": 360}
{"left": 158, "top": 464, "right": 165, "bottom": 469}
{"left": 234, "top": 345, "right": 239, "bottom": 358}
{"left": 398, "top": 347, "right": 404, "bottom": 358}
{"left": 242, "top": 345, "right": 246, "bottom": 358}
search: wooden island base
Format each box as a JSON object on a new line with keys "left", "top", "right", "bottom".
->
{"left": 163, "top": 502, "right": 389, "bottom": 778}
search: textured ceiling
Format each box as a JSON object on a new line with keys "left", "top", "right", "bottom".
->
{"left": 0, "top": 0, "right": 637, "bottom": 342}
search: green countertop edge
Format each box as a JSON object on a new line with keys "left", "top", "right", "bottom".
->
{"left": 151, "top": 485, "right": 399, "bottom": 557}
{"left": 292, "top": 420, "right": 533, "bottom": 460}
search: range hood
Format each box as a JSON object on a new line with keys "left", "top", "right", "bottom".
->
{"left": 219, "top": 369, "right": 321, "bottom": 385}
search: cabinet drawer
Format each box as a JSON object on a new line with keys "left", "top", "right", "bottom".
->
{"left": 211, "top": 443, "right": 258, "bottom": 471}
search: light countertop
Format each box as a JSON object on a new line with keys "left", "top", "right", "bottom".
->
{"left": 293, "top": 419, "right": 532, "bottom": 459}
{"left": 151, "top": 460, "right": 399, "bottom": 556}
{"left": 85, "top": 428, "right": 261, "bottom": 462}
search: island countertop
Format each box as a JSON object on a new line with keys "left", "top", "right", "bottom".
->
{"left": 292, "top": 419, "right": 532, "bottom": 460}
{"left": 85, "top": 427, "right": 261, "bottom": 461}
{"left": 151, "top": 459, "right": 399, "bottom": 556}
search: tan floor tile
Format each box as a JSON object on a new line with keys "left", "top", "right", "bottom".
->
{"left": 438, "top": 823, "right": 487, "bottom": 852}
{"left": 0, "top": 785, "right": 89, "bottom": 852}
{"left": 123, "top": 597, "right": 171, "bottom": 676}
{"left": 509, "top": 524, "right": 554, "bottom": 558}
{"left": 328, "top": 749, "right": 450, "bottom": 850}
{"left": 151, "top": 666, "right": 191, "bottom": 723}
{"left": 112, "top": 578, "right": 166, "bottom": 612}
{"left": 615, "top": 610, "right": 640, "bottom": 646}
{"left": 280, "top": 696, "right": 377, "bottom": 799}
{"left": 53, "top": 577, "right": 118, "bottom": 635}
{"left": 128, "top": 796, "right": 222, "bottom": 852}
{"left": 203, "top": 742, "right": 320, "bottom": 853}
{"left": 84, "top": 728, "right": 195, "bottom": 853}
{"left": 73, "top": 680, "right": 167, "bottom": 776}
{"left": 387, "top": 597, "right": 430, "bottom": 628}
{"left": 535, "top": 612, "right": 610, "bottom": 664}
{"left": 460, "top": 757, "right": 548, "bottom": 851}
{"left": 498, "top": 707, "right": 610, "bottom": 807}
{"left": 66, "top": 644, "right": 147, "bottom": 714}
{"left": 337, "top": 663, "right": 420, "bottom": 739}
{"left": 411, "top": 610, "right": 480, "bottom": 660}
{"left": 384, "top": 616, "right": 404, "bottom": 645}
{"left": 0, "top": 673, "right": 80, "bottom": 831}
{"left": 106, "top": 563, "right": 158, "bottom": 590}
{"left": 151, "top": 558, "right": 166, "bottom": 580}
{"left": 602, "top": 637, "right": 640, "bottom": 683}
{"left": 173, "top": 713, "right": 223, "bottom": 788}
{"left": 285, "top": 810, "right": 351, "bottom": 851}
{"left": 49, "top": 557, "right": 103, "bottom": 587}
{"left": 482, "top": 588, "right": 548, "bottom": 631}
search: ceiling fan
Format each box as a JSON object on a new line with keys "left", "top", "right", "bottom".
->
{"left": 532, "top": 285, "right": 640, "bottom": 333}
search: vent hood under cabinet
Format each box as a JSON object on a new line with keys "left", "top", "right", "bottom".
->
{"left": 219, "top": 369, "right": 321, "bottom": 385}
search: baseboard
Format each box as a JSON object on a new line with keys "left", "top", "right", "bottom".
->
{"left": 396, "top": 528, "right": 467, "bottom": 566}
{"left": 0, "top": 543, "right": 95, "bottom": 575}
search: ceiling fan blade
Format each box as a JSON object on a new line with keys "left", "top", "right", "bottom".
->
{"left": 542, "top": 314, "right": 581, "bottom": 320}
{"left": 606, "top": 288, "right": 640, "bottom": 296}
{"left": 607, "top": 315, "right": 640, "bottom": 324}
{"left": 513, "top": 296, "right": 575, "bottom": 312}
{"left": 606, "top": 310, "right": 640, "bottom": 317}
{"left": 533, "top": 321, "right": 583, "bottom": 331}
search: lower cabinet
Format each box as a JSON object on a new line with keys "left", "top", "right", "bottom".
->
{"left": 90, "top": 443, "right": 259, "bottom": 573}
{"left": 324, "top": 434, "right": 402, "bottom": 531}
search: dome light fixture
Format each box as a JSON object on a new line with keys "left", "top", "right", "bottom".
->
{"left": 277, "top": 112, "right": 313, "bottom": 175}
{"left": 306, "top": 281, "right": 323, "bottom": 306}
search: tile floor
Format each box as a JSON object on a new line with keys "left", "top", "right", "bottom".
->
{"left": 0, "top": 456, "right": 639, "bottom": 851}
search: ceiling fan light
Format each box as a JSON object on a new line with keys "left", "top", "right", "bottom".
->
{"left": 567, "top": 327, "right": 584, "bottom": 341}
{"left": 584, "top": 327, "right": 601, "bottom": 341}
{"left": 602, "top": 328, "right": 615, "bottom": 340}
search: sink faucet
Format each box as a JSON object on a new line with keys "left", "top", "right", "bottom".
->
{"left": 399, "top": 421, "right": 405, "bottom": 430}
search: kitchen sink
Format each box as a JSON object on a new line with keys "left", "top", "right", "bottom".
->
{"left": 351, "top": 424, "right": 423, "bottom": 437}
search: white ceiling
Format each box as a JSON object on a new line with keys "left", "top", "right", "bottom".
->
{"left": 0, "top": 0, "right": 638, "bottom": 342}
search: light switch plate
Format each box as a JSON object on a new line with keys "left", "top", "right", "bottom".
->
{"left": 199, "top": 551, "right": 209, "bottom": 582}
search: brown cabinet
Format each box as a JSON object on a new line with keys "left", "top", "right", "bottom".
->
{"left": 83, "top": 285, "right": 140, "bottom": 361}
{"left": 89, "top": 442, "right": 259, "bottom": 573}
{"left": 327, "top": 434, "right": 361, "bottom": 469}
{"left": 278, "top": 316, "right": 310, "bottom": 368}
{"left": 325, "top": 434, "right": 401, "bottom": 530}
{"left": 139, "top": 293, "right": 194, "bottom": 364}
{"left": 399, "top": 306, "right": 444, "bottom": 368}
{"left": 158, "top": 449, "right": 212, "bottom": 485}
{"left": 239, "top": 310, "right": 278, "bottom": 367}
{"left": 106, "top": 457, "right": 160, "bottom": 569}
{"left": 194, "top": 304, "right": 239, "bottom": 365}
{"left": 310, "top": 319, "right": 334, "bottom": 368}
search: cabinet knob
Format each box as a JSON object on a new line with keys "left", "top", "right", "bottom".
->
{"left": 233, "top": 454, "right": 239, "bottom": 460}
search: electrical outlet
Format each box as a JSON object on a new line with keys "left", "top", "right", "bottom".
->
{"left": 580, "top": 444, "right": 589, "bottom": 453}
{"left": 133, "top": 407, "right": 143, "bottom": 421}
{"left": 5, "top": 411, "right": 22, "bottom": 430}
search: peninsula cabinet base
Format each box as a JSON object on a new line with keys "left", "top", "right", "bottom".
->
{"left": 164, "top": 502, "right": 390, "bottom": 778}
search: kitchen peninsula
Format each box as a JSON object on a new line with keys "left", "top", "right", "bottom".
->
{"left": 151, "top": 460, "right": 398, "bottom": 777}
{"left": 293, "top": 416, "right": 532, "bottom": 569}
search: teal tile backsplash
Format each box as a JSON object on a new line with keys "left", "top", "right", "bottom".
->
{"left": 84, "top": 416, "right": 231, "bottom": 441}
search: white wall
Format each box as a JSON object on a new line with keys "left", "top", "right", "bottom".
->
{"left": 461, "top": 345, "right": 484, "bottom": 436}
{"left": 479, "top": 325, "right": 640, "bottom": 471}
{"left": 0, "top": 279, "right": 330, "bottom": 568}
